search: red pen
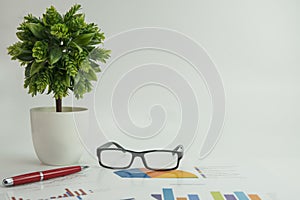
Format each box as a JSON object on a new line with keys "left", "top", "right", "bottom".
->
{"left": 2, "top": 165, "right": 88, "bottom": 187}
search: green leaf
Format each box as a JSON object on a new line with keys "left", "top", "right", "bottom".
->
{"left": 42, "top": 6, "right": 63, "bottom": 26}
{"left": 16, "top": 32, "right": 27, "bottom": 41}
{"left": 27, "top": 23, "right": 45, "bottom": 39}
{"left": 99, "top": 50, "right": 111, "bottom": 63}
{"left": 49, "top": 47, "right": 62, "bottom": 65}
{"left": 30, "top": 61, "right": 44, "bottom": 76}
{"left": 17, "top": 51, "right": 34, "bottom": 61}
{"left": 89, "top": 48, "right": 111, "bottom": 63}
{"left": 85, "top": 69, "right": 97, "bottom": 81}
{"left": 89, "top": 32, "right": 105, "bottom": 45}
{"left": 65, "top": 76, "right": 70, "bottom": 87}
{"left": 25, "top": 63, "right": 32, "bottom": 78}
{"left": 64, "top": 4, "right": 81, "bottom": 22}
{"left": 70, "top": 41, "right": 83, "bottom": 53}
{"left": 89, "top": 60, "right": 101, "bottom": 72}
{"left": 73, "top": 33, "right": 95, "bottom": 46}
{"left": 79, "top": 59, "right": 91, "bottom": 73}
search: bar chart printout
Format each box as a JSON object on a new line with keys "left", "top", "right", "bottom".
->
{"left": 9, "top": 188, "right": 93, "bottom": 200}
{"left": 151, "top": 188, "right": 263, "bottom": 200}
{"left": 151, "top": 188, "right": 200, "bottom": 200}
{"left": 211, "top": 191, "right": 262, "bottom": 200}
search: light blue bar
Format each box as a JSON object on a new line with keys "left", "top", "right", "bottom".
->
{"left": 234, "top": 192, "right": 249, "bottom": 200}
{"left": 188, "top": 194, "right": 200, "bottom": 200}
{"left": 163, "top": 188, "right": 175, "bottom": 200}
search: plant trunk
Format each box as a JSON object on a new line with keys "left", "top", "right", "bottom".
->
{"left": 56, "top": 98, "right": 62, "bottom": 112}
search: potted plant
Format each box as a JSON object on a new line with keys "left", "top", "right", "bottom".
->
{"left": 7, "top": 4, "right": 111, "bottom": 165}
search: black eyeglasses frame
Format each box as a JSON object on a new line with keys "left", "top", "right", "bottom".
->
{"left": 96, "top": 142, "right": 184, "bottom": 171}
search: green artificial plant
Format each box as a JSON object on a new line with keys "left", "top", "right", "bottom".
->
{"left": 7, "top": 4, "right": 111, "bottom": 112}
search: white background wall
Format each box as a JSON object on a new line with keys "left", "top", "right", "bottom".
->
{"left": 0, "top": 0, "right": 299, "bottom": 164}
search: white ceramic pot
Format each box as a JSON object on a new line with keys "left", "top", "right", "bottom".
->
{"left": 30, "top": 107, "right": 89, "bottom": 165}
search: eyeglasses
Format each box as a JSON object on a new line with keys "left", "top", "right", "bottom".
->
{"left": 96, "top": 142, "right": 184, "bottom": 171}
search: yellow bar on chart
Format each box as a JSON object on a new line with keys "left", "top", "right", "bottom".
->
{"left": 145, "top": 169, "right": 198, "bottom": 178}
{"left": 176, "top": 198, "right": 187, "bottom": 200}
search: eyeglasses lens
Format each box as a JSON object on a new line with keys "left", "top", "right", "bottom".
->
{"left": 100, "top": 149, "right": 132, "bottom": 168}
{"left": 144, "top": 151, "right": 178, "bottom": 170}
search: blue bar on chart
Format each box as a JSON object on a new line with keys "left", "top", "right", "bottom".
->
{"left": 188, "top": 194, "right": 200, "bottom": 200}
{"left": 224, "top": 194, "right": 237, "bottom": 200}
{"left": 151, "top": 188, "right": 201, "bottom": 200}
{"left": 234, "top": 192, "right": 249, "bottom": 200}
{"left": 163, "top": 188, "right": 175, "bottom": 200}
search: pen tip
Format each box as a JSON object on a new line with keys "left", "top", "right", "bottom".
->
{"left": 2, "top": 178, "right": 13, "bottom": 187}
{"left": 82, "top": 166, "right": 89, "bottom": 170}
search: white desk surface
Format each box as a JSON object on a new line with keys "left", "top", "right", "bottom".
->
{"left": 0, "top": 140, "right": 299, "bottom": 199}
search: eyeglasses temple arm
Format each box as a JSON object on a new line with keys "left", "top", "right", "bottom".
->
{"left": 173, "top": 145, "right": 184, "bottom": 152}
{"left": 97, "top": 142, "right": 126, "bottom": 157}
{"left": 97, "top": 141, "right": 125, "bottom": 150}
{"left": 172, "top": 145, "right": 184, "bottom": 157}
